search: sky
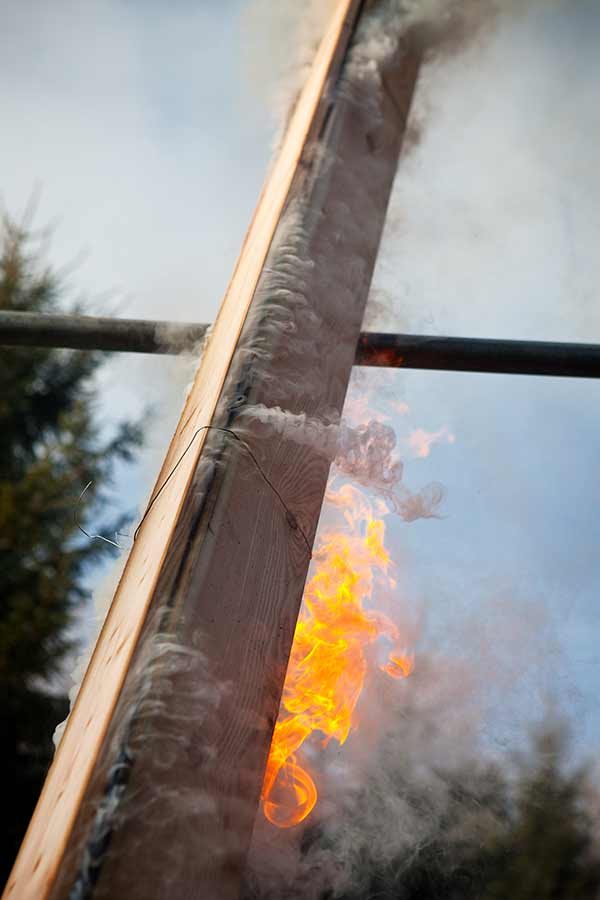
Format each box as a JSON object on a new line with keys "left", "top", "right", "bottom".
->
{"left": 0, "top": 0, "right": 279, "bottom": 505}
{"left": 355, "top": 0, "right": 600, "bottom": 759}
{"left": 2, "top": 0, "right": 599, "bottom": 766}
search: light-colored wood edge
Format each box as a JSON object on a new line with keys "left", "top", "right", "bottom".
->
{"left": 3, "top": 3, "right": 359, "bottom": 897}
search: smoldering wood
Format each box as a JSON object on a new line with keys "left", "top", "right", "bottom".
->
{"left": 3, "top": 3, "right": 366, "bottom": 898}
{"left": 56, "top": 21, "right": 422, "bottom": 900}
{"left": 5, "top": 6, "right": 422, "bottom": 900}
{"left": 89, "top": 29, "right": 420, "bottom": 900}
{"left": 3, "top": 311, "right": 600, "bottom": 380}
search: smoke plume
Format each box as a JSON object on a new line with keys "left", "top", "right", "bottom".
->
{"left": 242, "top": 404, "right": 445, "bottom": 522}
{"left": 241, "top": 1, "right": 600, "bottom": 898}
{"left": 52, "top": 0, "right": 599, "bottom": 896}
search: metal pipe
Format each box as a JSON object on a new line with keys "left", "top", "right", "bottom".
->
{"left": 0, "top": 311, "right": 208, "bottom": 354}
{"left": 2, "top": 312, "right": 600, "bottom": 378}
{"left": 356, "top": 331, "right": 600, "bottom": 379}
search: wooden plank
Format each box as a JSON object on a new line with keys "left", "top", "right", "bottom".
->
{"left": 80, "top": 22, "right": 422, "bottom": 900}
{"left": 2, "top": 4, "right": 360, "bottom": 899}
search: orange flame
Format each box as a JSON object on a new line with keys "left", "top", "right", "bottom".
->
{"left": 262, "top": 485, "right": 413, "bottom": 828}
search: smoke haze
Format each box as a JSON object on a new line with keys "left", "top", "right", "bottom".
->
{"left": 243, "top": 1, "right": 600, "bottom": 897}
{"left": 3, "top": 0, "right": 599, "bottom": 893}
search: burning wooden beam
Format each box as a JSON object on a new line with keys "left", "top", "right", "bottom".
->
{"left": 4, "top": 4, "right": 422, "bottom": 899}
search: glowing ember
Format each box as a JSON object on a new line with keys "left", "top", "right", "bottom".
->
{"left": 262, "top": 484, "right": 413, "bottom": 829}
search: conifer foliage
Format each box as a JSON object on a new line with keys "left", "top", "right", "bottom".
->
{"left": 244, "top": 723, "right": 600, "bottom": 900}
{"left": 0, "top": 215, "right": 142, "bottom": 884}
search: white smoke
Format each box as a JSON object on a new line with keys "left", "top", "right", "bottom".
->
{"left": 242, "top": 404, "right": 444, "bottom": 521}
{"left": 44, "top": 0, "right": 600, "bottom": 895}
{"left": 242, "top": 1, "right": 600, "bottom": 897}
{"left": 241, "top": 0, "right": 339, "bottom": 140}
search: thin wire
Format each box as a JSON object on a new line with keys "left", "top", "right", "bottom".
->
{"left": 132, "top": 426, "right": 312, "bottom": 556}
{"left": 75, "top": 481, "right": 126, "bottom": 550}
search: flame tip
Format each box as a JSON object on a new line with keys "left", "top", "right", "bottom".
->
{"left": 262, "top": 486, "right": 414, "bottom": 827}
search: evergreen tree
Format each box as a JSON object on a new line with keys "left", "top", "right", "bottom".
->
{"left": 244, "top": 723, "right": 600, "bottom": 900}
{"left": 336, "top": 726, "right": 600, "bottom": 900}
{"left": 0, "top": 214, "right": 142, "bottom": 884}
{"left": 318, "top": 761, "right": 510, "bottom": 900}
{"left": 481, "top": 726, "right": 600, "bottom": 900}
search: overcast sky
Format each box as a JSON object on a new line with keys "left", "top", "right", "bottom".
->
{"left": 2, "top": 0, "right": 599, "bottom": 763}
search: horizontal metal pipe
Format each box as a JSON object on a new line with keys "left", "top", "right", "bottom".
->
{"left": 0, "top": 311, "right": 208, "bottom": 354}
{"left": 2, "top": 312, "right": 600, "bottom": 378}
{"left": 356, "top": 331, "right": 600, "bottom": 379}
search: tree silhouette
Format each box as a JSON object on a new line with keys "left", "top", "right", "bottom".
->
{"left": 481, "top": 726, "right": 600, "bottom": 900}
{"left": 0, "top": 213, "right": 142, "bottom": 885}
{"left": 244, "top": 723, "right": 600, "bottom": 900}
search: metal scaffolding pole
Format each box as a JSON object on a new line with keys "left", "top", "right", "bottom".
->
{"left": 2, "top": 312, "right": 600, "bottom": 378}
{"left": 355, "top": 331, "right": 600, "bottom": 379}
{"left": 0, "top": 311, "right": 208, "bottom": 354}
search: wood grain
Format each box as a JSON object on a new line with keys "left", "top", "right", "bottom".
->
{"left": 85, "top": 23, "right": 423, "bottom": 900}
{"left": 2, "top": 4, "right": 360, "bottom": 899}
